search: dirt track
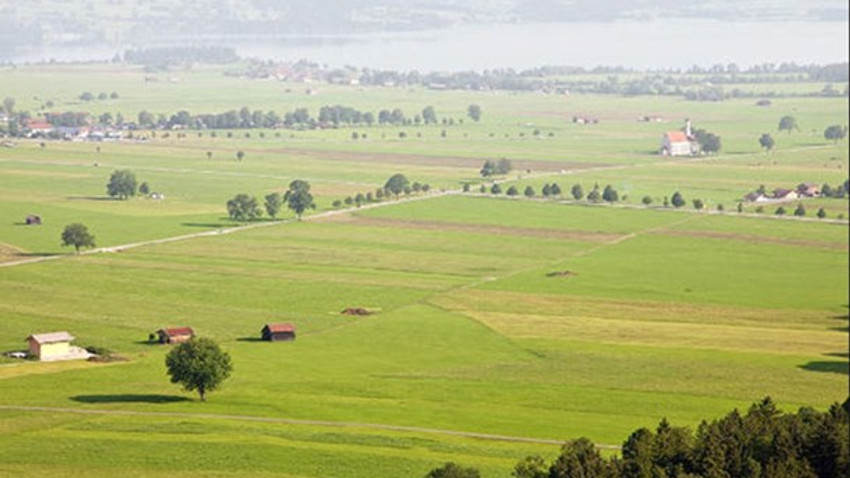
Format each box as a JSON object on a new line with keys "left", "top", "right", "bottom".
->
{"left": 652, "top": 228, "right": 848, "bottom": 250}
{"left": 0, "top": 404, "right": 620, "bottom": 450}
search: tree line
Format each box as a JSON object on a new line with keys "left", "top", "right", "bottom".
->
{"left": 227, "top": 180, "right": 316, "bottom": 222}
{"left": 331, "top": 174, "right": 432, "bottom": 208}
{"left": 425, "top": 397, "right": 849, "bottom": 478}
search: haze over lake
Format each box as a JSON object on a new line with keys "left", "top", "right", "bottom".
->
{"left": 4, "top": 20, "right": 847, "bottom": 70}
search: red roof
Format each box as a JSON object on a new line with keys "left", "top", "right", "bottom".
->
{"left": 265, "top": 323, "right": 295, "bottom": 333}
{"left": 665, "top": 131, "right": 689, "bottom": 142}
{"left": 158, "top": 327, "right": 194, "bottom": 336}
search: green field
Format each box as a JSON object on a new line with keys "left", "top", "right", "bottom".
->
{"left": 0, "top": 64, "right": 847, "bottom": 477}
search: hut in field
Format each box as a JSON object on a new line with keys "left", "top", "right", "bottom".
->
{"left": 25, "top": 215, "right": 42, "bottom": 225}
{"left": 156, "top": 327, "right": 194, "bottom": 344}
{"left": 261, "top": 323, "right": 296, "bottom": 342}
{"left": 26, "top": 331, "right": 74, "bottom": 360}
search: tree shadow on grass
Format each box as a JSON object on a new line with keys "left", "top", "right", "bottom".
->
{"left": 15, "top": 252, "right": 62, "bottom": 258}
{"left": 181, "top": 222, "right": 231, "bottom": 228}
{"left": 798, "top": 361, "right": 849, "bottom": 375}
{"left": 71, "top": 394, "right": 190, "bottom": 404}
{"left": 236, "top": 337, "right": 264, "bottom": 343}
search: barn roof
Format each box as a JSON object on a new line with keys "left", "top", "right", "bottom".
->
{"left": 158, "top": 327, "right": 194, "bottom": 336}
{"left": 27, "top": 331, "right": 74, "bottom": 344}
{"left": 665, "top": 131, "right": 689, "bottom": 143}
{"left": 264, "top": 323, "right": 295, "bottom": 333}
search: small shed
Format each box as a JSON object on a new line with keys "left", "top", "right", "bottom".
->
{"left": 261, "top": 323, "right": 296, "bottom": 342}
{"left": 156, "top": 327, "right": 194, "bottom": 344}
{"left": 25, "top": 215, "right": 42, "bottom": 225}
{"left": 27, "top": 331, "right": 74, "bottom": 360}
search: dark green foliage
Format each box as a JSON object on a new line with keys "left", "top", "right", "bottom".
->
{"left": 571, "top": 183, "right": 584, "bottom": 200}
{"left": 462, "top": 183, "right": 471, "bottom": 193}
{"left": 671, "top": 191, "right": 685, "bottom": 208}
{"left": 776, "top": 206, "right": 786, "bottom": 215}
{"left": 759, "top": 133, "right": 775, "bottom": 151}
{"left": 524, "top": 185, "right": 535, "bottom": 198}
{"left": 479, "top": 184, "right": 487, "bottom": 193}
{"left": 139, "top": 181, "right": 150, "bottom": 195}
{"left": 817, "top": 208, "right": 827, "bottom": 219}
{"left": 60, "top": 223, "right": 96, "bottom": 253}
{"left": 227, "top": 194, "right": 262, "bottom": 222}
{"left": 602, "top": 185, "right": 619, "bottom": 202}
{"left": 641, "top": 196, "right": 653, "bottom": 206}
{"left": 384, "top": 173, "right": 410, "bottom": 196}
{"left": 165, "top": 337, "right": 232, "bottom": 402}
{"left": 542, "top": 184, "right": 552, "bottom": 197}
{"left": 284, "top": 179, "right": 316, "bottom": 219}
{"left": 823, "top": 125, "right": 847, "bottom": 142}
{"left": 236, "top": 150, "right": 245, "bottom": 161}
{"left": 587, "top": 186, "right": 601, "bottom": 202}
{"left": 550, "top": 183, "right": 562, "bottom": 196}
{"left": 426, "top": 462, "right": 480, "bottom": 478}
{"left": 516, "top": 398, "right": 849, "bottom": 478}
{"left": 794, "top": 203, "right": 806, "bottom": 216}
{"left": 490, "top": 183, "right": 502, "bottom": 195}
{"left": 264, "top": 192, "right": 282, "bottom": 219}
{"left": 778, "top": 115, "right": 798, "bottom": 133}
{"left": 106, "top": 169, "right": 138, "bottom": 199}
{"left": 481, "top": 158, "right": 512, "bottom": 177}
{"left": 692, "top": 129, "right": 722, "bottom": 154}
{"left": 506, "top": 186, "right": 519, "bottom": 196}
{"left": 693, "top": 199, "right": 704, "bottom": 210}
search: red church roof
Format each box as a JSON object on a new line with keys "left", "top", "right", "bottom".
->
{"left": 665, "top": 131, "right": 689, "bottom": 142}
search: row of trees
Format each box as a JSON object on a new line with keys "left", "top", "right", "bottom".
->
{"left": 138, "top": 104, "right": 476, "bottom": 131}
{"left": 332, "top": 175, "right": 432, "bottom": 208}
{"left": 428, "top": 397, "right": 849, "bottom": 478}
{"left": 226, "top": 180, "right": 316, "bottom": 222}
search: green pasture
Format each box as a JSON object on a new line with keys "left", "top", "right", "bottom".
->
{"left": 0, "top": 65, "right": 848, "bottom": 476}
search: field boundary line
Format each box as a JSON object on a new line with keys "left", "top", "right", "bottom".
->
{"left": 0, "top": 404, "right": 620, "bottom": 450}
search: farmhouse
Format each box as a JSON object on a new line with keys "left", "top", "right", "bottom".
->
{"left": 156, "top": 327, "right": 194, "bottom": 344}
{"left": 261, "top": 323, "right": 296, "bottom": 341}
{"left": 26, "top": 331, "right": 80, "bottom": 361}
{"left": 660, "top": 120, "right": 699, "bottom": 156}
{"left": 797, "top": 183, "right": 820, "bottom": 198}
{"left": 773, "top": 189, "right": 800, "bottom": 201}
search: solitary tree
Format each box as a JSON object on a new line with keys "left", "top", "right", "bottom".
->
{"left": 817, "top": 207, "right": 827, "bottom": 219}
{"left": 693, "top": 199, "right": 705, "bottom": 211}
{"left": 264, "top": 192, "right": 283, "bottom": 219}
{"left": 759, "top": 133, "right": 775, "bottom": 152}
{"left": 236, "top": 150, "right": 245, "bottom": 161}
{"left": 139, "top": 182, "right": 150, "bottom": 195}
{"left": 165, "top": 337, "right": 232, "bottom": 402}
{"left": 524, "top": 185, "right": 535, "bottom": 198}
{"left": 467, "top": 104, "right": 482, "bottom": 122}
{"left": 824, "top": 125, "right": 848, "bottom": 143}
{"left": 384, "top": 173, "right": 410, "bottom": 197}
{"left": 226, "top": 194, "right": 262, "bottom": 222}
{"left": 778, "top": 115, "right": 798, "bottom": 133}
{"left": 61, "top": 223, "right": 96, "bottom": 254}
{"left": 671, "top": 191, "right": 686, "bottom": 208}
{"left": 206, "top": 151, "right": 213, "bottom": 160}
{"left": 284, "top": 179, "right": 316, "bottom": 219}
{"left": 422, "top": 106, "right": 437, "bottom": 124}
{"left": 106, "top": 169, "right": 138, "bottom": 199}
{"left": 642, "top": 196, "right": 653, "bottom": 206}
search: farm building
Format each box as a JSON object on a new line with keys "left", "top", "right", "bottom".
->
{"left": 797, "top": 184, "right": 820, "bottom": 197}
{"left": 156, "top": 327, "right": 194, "bottom": 344}
{"left": 261, "top": 323, "right": 296, "bottom": 341}
{"left": 660, "top": 120, "right": 699, "bottom": 156}
{"left": 25, "top": 215, "right": 41, "bottom": 225}
{"left": 773, "top": 189, "right": 800, "bottom": 201}
{"left": 26, "top": 331, "right": 75, "bottom": 361}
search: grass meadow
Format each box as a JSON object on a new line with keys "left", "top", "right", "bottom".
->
{"left": 0, "top": 64, "right": 847, "bottom": 477}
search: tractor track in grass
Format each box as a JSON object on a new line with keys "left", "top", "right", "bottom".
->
{"left": 0, "top": 404, "right": 621, "bottom": 449}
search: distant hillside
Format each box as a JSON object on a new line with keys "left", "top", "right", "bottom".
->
{"left": 0, "top": 0, "right": 846, "bottom": 49}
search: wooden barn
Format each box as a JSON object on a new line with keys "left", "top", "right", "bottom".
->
{"left": 26, "top": 331, "right": 74, "bottom": 360}
{"left": 261, "top": 323, "right": 296, "bottom": 342}
{"left": 156, "top": 327, "right": 194, "bottom": 344}
{"left": 25, "top": 215, "right": 42, "bottom": 225}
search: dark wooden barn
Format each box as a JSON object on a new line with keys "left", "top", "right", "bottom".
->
{"left": 156, "top": 327, "right": 194, "bottom": 344}
{"left": 261, "top": 323, "right": 296, "bottom": 342}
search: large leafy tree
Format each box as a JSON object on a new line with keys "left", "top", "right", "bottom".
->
{"left": 60, "top": 223, "right": 96, "bottom": 254}
{"left": 759, "top": 133, "right": 775, "bottom": 151}
{"left": 264, "top": 192, "right": 283, "bottom": 219}
{"left": 425, "top": 462, "right": 480, "bottom": 478}
{"left": 384, "top": 173, "right": 410, "bottom": 197}
{"left": 284, "top": 179, "right": 316, "bottom": 219}
{"left": 671, "top": 191, "right": 686, "bottom": 208}
{"left": 165, "top": 337, "right": 232, "bottom": 402}
{"left": 106, "top": 169, "right": 138, "bottom": 199}
{"left": 467, "top": 104, "right": 482, "bottom": 122}
{"left": 226, "top": 193, "right": 262, "bottom": 222}
{"left": 824, "top": 125, "right": 847, "bottom": 143}
{"left": 778, "top": 115, "right": 798, "bottom": 133}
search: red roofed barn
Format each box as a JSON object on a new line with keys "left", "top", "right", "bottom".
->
{"left": 261, "top": 323, "right": 296, "bottom": 342}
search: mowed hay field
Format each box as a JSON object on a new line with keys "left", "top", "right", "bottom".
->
{"left": 0, "top": 64, "right": 848, "bottom": 477}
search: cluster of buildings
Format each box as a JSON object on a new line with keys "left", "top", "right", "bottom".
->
{"left": 24, "top": 119, "right": 123, "bottom": 141}
{"left": 13, "top": 323, "right": 296, "bottom": 362}
{"left": 744, "top": 184, "right": 821, "bottom": 203}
